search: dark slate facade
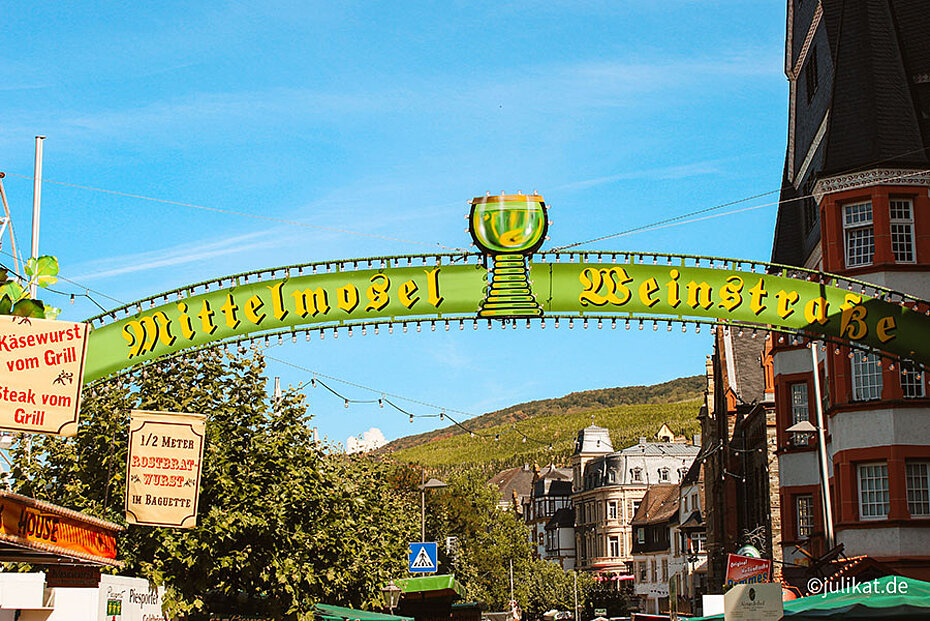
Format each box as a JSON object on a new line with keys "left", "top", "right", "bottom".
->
{"left": 772, "top": 0, "right": 930, "bottom": 267}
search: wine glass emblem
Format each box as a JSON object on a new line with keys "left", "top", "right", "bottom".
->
{"left": 468, "top": 193, "right": 548, "bottom": 318}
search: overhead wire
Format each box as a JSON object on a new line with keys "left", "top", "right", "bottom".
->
{"left": 1, "top": 172, "right": 465, "bottom": 252}
{"left": 553, "top": 145, "right": 930, "bottom": 252}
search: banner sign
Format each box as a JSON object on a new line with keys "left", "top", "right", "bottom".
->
{"left": 45, "top": 564, "right": 102, "bottom": 588}
{"left": 723, "top": 583, "right": 783, "bottom": 620}
{"left": 725, "top": 553, "right": 772, "bottom": 588}
{"left": 97, "top": 574, "right": 166, "bottom": 621}
{"left": 125, "top": 409, "right": 205, "bottom": 528}
{"left": 0, "top": 315, "right": 89, "bottom": 436}
{"left": 0, "top": 490, "right": 120, "bottom": 565}
{"left": 82, "top": 257, "right": 930, "bottom": 383}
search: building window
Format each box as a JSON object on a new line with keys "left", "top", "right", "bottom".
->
{"left": 790, "top": 383, "right": 811, "bottom": 445}
{"left": 637, "top": 528, "right": 645, "bottom": 544}
{"left": 796, "top": 495, "right": 814, "bottom": 538}
{"left": 608, "top": 501, "right": 618, "bottom": 520}
{"left": 689, "top": 533, "right": 706, "bottom": 554}
{"left": 631, "top": 468, "right": 643, "bottom": 482}
{"left": 639, "top": 561, "right": 647, "bottom": 582}
{"left": 651, "top": 560, "right": 657, "bottom": 583}
{"left": 682, "top": 496, "right": 688, "bottom": 513}
{"left": 609, "top": 536, "right": 620, "bottom": 557}
{"left": 901, "top": 365, "right": 925, "bottom": 399}
{"left": 659, "top": 467, "right": 670, "bottom": 482}
{"left": 692, "top": 493, "right": 699, "bottom": 512}
{"left": 906, "top": 462, "right": 930, "bottom": 517}
{"left": 858, "top": 463, "right": 890, "bottom": 520}
{"left": 890, "top": 199, "right": 916, "bottom": 263}
{"left": 844, "top": 202, "right": 875, "bottom": 267}
{"left": 851, "top": 353, "right": 883, "bottom": 401}
{"left": 805, "top": 46, "right": 819, "bottom": 103}
{"left": 661, "top": 558, "right": 668, "bottom": 582}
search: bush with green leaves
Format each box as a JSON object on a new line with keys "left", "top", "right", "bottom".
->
{"left": 0, "top": 255, "right": 61, "bottom": 318}
{"left": 12, "top": 349, "right": 418, "bottom": 620}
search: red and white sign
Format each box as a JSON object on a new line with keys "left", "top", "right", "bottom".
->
{"left": 125, "top": 409, "right": 205, "bottom": 528}
{"left": 725, "top": 554, "right": 772, "bottom": 587}
{"left": 0, "top": 315, "right": 89, "bottom": 436}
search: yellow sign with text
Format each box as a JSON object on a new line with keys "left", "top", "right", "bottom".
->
{"left": 125, "top": 410, "right": 205, "bottom": 528}
{"left": 0, "top": 315, "right": 89, "bottom": 436}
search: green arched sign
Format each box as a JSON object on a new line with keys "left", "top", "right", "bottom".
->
{"left": 80, "top": 193, "right": 930, "bottom": 383}
{"left": 83, "top": 253, "right": 930, "bottom": 383}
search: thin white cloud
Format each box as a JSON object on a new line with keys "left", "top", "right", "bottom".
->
{"left": 69, "top": 229, "right": 284, "bottom": 281}
{"left": 346, "top": 427, "right": 387, "bottom": 454}
{"left": 555, "top": 159, "right": 725, "bottom": 192}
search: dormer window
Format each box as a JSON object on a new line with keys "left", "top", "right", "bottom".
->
{"left": 659, "top": 467, "right": 670, "bottom": 483}
{"left": 631, "top": 468, "right": 643, "bottom": 482}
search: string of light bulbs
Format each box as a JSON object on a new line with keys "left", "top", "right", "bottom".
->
{"left": 263, "top": 353, "right": 554, "bottom": 447}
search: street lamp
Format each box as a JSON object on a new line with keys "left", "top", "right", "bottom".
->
{"left": 787, "top": 344, "right": 836, "bottom": 550}
{"left": 418, "top": 477, "right": 448, "bottom": 542}
{"left": 381, "top": 580, "right": 402, "bottom": 615}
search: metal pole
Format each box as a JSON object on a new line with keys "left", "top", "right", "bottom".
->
{"left": 510, "top": 558, "right": 514, "bottom": 605}
{"left": 0, "top": 174, "right": 22, "bottom": 275}
{"left": 30, "top": 136, "right": 45, "bottom": 298}
{"left": 421, "top": 470, "right": 426, "bottom": 542}
{"left": 574, "top": 570, "right": 579, "bottom": 621}
{"left": 810, "top": 343, "right": 835, "bottom": 549}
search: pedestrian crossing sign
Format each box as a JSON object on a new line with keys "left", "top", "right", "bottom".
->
{"left": 408, "top": 542, "right": 438, "bottom": 573}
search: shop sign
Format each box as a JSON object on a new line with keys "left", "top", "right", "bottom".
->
{"left": 723, "top": 583, "right": 783, "bottom": 620}
{"left": 725, "top": 554, "right": 772, "bottom": 588}
{"left": 45, "top": 564, "right": 102, "bottom": 587}
{"left": 125, "top": 410, "right": 205, "bottom": 528}
{"left": 0, "top": 315, "right": 89, "bottom": 436}
{"left": 97, "top": 574, "right": 165, "bottom": 621}
{"left": 0, "top": 490, "right": 119, "bottom": 562}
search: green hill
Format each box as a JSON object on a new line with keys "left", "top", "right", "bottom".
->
{"left": 384, "top": 376, "right": 704, "bottom": 470}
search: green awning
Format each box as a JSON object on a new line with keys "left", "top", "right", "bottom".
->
{"left": 314, "top": 603, "right": 413, "bottom": 621}
{"left": 691, "top": 576, "right": 930, "bottom": 620}
{"left": 395, "top": 574, "right": 466, "bottom": 599}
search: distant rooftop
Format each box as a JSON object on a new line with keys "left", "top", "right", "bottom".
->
{"left": 573, "top": 425, "right": 613, "bottom": 455}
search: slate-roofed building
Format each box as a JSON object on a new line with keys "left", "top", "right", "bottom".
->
{"left": 526, "top": 466, "right": 574, "bottom": 568}
{"left": 572, "top": 425, "right": 699, "bottom": 577}
{"left": 701, "top": 327, "right": 780, "bottom": 590}
{"left": 674, "top": 457, "right": 707, "bottom": 616}
{"left": 630, "top": 484, "right": 680, "bottom": 615}
{"left": 489, "top": 464, "right": 535, "bottom": 514}
{"left": 771, "top": 0, "right": 930, "bottom": 586}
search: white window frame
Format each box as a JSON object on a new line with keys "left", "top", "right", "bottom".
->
{"left": 890, "top": 198, "right": 916, "bottom": 263}
{"left": 851, "top": 353, "right": 883, "bottom": 401}
{"left": 790, "top": 383, "right": 811, "bottom": 445}
{"left": 906, "top": 462, "right": 930, "bottom": 517}
{"left": 609, "top": 535, "right": 620, "bottom": 558}
{"left": 844, "top": 201, "right": 875, "bottom": 267}
{"left": 796, "top": 495, "right": 814, "bottom": 538}
{"left": 659, "top": 467, "right": 670, "bottom": 483}
{"left": 858, "top": 462, "right": 890, "bottom": 520}
{"left": 901, "top": 365, "right": 925, "bottom": 399}
{"left": 689, "top": 532, "right": 706, "bottom": 554}
{"left": 631, "top": 468, "right": 643, "bottom": 482}
{"left": 607, "top": 500, "right": 618, "bottom": 520}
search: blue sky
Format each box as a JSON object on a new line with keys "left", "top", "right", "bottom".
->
{"left": 1, "top": 1, "right": 788, "bottom": 449}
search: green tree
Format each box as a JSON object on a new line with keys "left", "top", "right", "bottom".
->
{"left": 12, "top": 349, "right": 418, "bottom": 619}
{"left": 425, "top": 469, "right": 593, "bottom": 617}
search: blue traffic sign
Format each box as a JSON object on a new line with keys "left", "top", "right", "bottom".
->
{"left": 408, "top": 542, "right": 438, "bottom": 573}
